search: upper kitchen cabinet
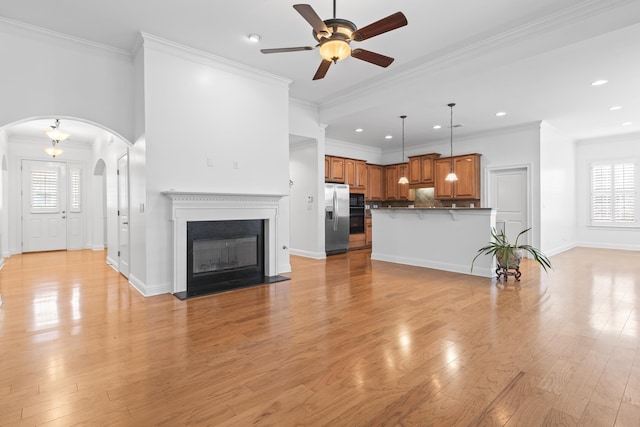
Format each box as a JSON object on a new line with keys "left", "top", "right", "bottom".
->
{"left": 434, "top": 154, "right": 481, "bottom": 200}
{"left": 326, "top": 156, "right": 345, "bottom": 183}
{"left": 367, "top": 164, "right": 385, "bottom": 201}
{"left": 324, "top": 156, "right": 330, "bottom": 181}
{"left": 345, "top": 159, "right": 367, "bottom": 193}
{"left": 408, "top": 153, "right": 441, "bottom": 187}
{"left": 385, "top": 163, "right": 410, "bottom": 200}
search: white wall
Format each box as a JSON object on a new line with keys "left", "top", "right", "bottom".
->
{"left": 139, "top": 35, "right": 292, "bottom": 294}
{"left": 540, "top": 122, "right": 576, "bottom": 255}
{"left": 289, "top": 139, "right": 324, "bottom": 258}
{"left": 576, "top": 132, "right": 640, "bottom": 250}
{"left": 288, "top": 99, "right": 327, "bottom": 259}
{"left": 0, "top": 130, "right": 7, "bottom": 264}
{"left": 0, "top": 18, "right": 135, "bottom": 143}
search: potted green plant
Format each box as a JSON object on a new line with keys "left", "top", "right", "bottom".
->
{"left": 471, "top": 227, "right": 552, "bottom": 280}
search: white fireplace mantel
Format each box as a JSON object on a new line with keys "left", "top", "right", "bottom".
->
{"left": 162, "top": 191, "right": 286, "bottom": 294}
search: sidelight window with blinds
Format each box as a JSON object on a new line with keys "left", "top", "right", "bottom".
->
{"left": 591, "top": 161, "right": 637, "bottom": 225}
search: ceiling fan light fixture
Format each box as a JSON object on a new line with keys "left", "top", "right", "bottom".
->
{"left": 319, "top": 39, "right": 351, "bottom": 63}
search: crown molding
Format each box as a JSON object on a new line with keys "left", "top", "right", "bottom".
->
{"left": 0, "top": 15, "right": 132, "bottom": 58}
{"left": 317, "top": 0, "right": 636, "bottom": 110}
{"left": 576, "top": 131, "right": 640, "bottom": 145}
{"left": 289, "top": 97, "right": 319, "bottom": 111}
{"left": 326, "top": 138, "right": 383, "bottom": 157}
{"left": 140, "top": 32, "right": 291, "bottom": 88}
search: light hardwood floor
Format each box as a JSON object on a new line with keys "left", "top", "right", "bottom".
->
{"left": 0, "top": 248, "right": 639, "bottom": 426}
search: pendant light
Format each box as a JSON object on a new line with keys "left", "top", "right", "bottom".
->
{"left": 43, "top": 118, "right": 69, "bottom": 158}
{"left": 398, "top": 115, "right": 409, "bottom": 184}
{"left": 445, "top": 103, "right": 458, "bottom": 182}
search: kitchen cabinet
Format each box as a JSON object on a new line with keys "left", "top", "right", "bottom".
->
{"left": 367, "top": 164, "right": 385, "bottom": 201}
{"left": 365, "top": 217, "right": 372, "bottom": 246}
{"left": 408, "top": 153, "right": 440, "bottom": 187}
{"left": 349, "top": 233, "right": 366, "bottom": 249}
{"left": 324, "top": 156, "right": 330, "bottom": 181}
{"left": 434, "top": 154, "right": 481, "bottom": 200}
{"left": 326, "top": 156, "right": 345, "bottom": 183}
{"left": 385, "top": 163, "right": 409, "bottom": 200}
{"left": 345, "top": 159, "right": 367, "bottom": 193}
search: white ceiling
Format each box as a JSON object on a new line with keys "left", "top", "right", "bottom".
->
{"left": 2, "top": 0, "right": 639, "bottom": 150}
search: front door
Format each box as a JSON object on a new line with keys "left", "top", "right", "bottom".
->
{"left": 22, "top": 160, "right": 67, "bottom": 252}
{"left": 117, "top": 153, "right": 130, "bottom": 278}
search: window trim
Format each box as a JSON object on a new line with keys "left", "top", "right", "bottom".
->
{"left": 589, "top": 159, "right": 639, "bottom": 229}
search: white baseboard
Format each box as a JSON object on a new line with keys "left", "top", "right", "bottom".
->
{"left": 92, "top": 245, "right": 106, "bottom": 251}
{"left": 575, "top": 242, "right": 640, "bottom": 251}
{"left": 371, "top": 252, "right": 494, "bottom": 278}
{"left": 106, "top": 256, "right": 118, "bottom": 272}
{"left": 544, "top": 243, "right": 576, "bottom": 257}
{"left": 129, "top": 274, "right": 170, "bottom": 297}
{"left": 290, "top": 248, "right": 326, "bottom": 259}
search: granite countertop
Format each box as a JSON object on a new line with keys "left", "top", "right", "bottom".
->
{"left": 372, "top": 206, "right": 493, "bottom": 210}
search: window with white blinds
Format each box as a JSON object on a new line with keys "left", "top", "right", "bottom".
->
{"left": 31, "top": 169, "right": 59, "bottom": 212}
{"left": 591, "top": 162, "right": 636, "bottom": 225}
{"left": 70, "top": 167, "right": 81, "bottom": 212}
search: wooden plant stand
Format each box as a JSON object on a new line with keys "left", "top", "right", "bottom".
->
{"left": 496, "top": 266, "right": 521, "bottom": 282}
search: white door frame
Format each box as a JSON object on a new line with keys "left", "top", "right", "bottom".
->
{"left": 117, "top": 152, "right": 130, "bottom": 278}
{"left": 484, "top": 163, "right": 534, "bottom": 241}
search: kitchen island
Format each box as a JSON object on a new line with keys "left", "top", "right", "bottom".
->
{"left": 371, "top": 207, "right": 497, "bottom": 277}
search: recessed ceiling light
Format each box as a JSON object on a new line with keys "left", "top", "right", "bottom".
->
{"left": 495, "top": 112, "right": 507, "bottom": 117}
{"left": 622, "top": 122, "right": 633, "bottom": 126}
{"left": 385, "top": 135, "right": 393, "bottom": 140}
{"left": 609, "top": 106, "right": 622, "bottom": 111}
{"left": 248, "top": 34, "right": 261, "bottom": 42}
{"left": 591, "top": 79, "right": 608, "bottom": 86}
{"left": 355, "top": 128, "right": 364, "bottom": 132}
{"left": 433, "top": 125, "right": 442, "bottom": 129}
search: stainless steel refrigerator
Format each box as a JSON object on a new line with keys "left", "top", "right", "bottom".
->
{"left": 325, "top": 183, "right": 350, "bottom": 255}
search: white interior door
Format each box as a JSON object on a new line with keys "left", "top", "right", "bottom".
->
{"left": 22, "top": 160, "right": 67, "bottom": 252}
{"left": 117, "top": 153, "right": 130, "bottom": 278}
{"left": 489, "top": 167, "right": 529, "bottom": 244}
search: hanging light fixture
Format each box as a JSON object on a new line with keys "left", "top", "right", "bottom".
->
{"left": 43, "top": 118, "right": 69, "bottom": 158}
{"left": 44, "top": 141, "right": 64, "bottom": 158}
{"left": 445, "top": 103, "right": 458, "bottom": 182}
{"left": 398, "top": 115, "right": 409, "bottom": 184}
{"left": 44, "top": 119, "right": 70, "bottom": 142}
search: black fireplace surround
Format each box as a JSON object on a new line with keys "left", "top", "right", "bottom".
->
{"left": 185, "top": 219, "right": 264, "bottom": 297}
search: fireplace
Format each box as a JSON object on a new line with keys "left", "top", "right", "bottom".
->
{"left": 187, "top": 220, "right": 264, "bottom": 296}
{"left": 163, "top": 191, "right": 289, "bottom": 298}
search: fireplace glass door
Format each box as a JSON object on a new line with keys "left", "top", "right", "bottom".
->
{"left": 193, "top": 237, "right": 258, "bottom": 275}
{"left": 187, "top": 220, "right": 264, "bottom": 296}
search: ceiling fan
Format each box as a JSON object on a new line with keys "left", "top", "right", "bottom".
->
{"left": 260, "top": 1, "right": 408, "bottom": 80}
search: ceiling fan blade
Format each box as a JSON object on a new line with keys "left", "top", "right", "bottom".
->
{"left": 351, "top": 49, "right": 394, "bottom": 67}
{"left": 293, "top": 4, "right": 329, "bottom": 35}
{"left": 260, "top": 46, "right": 315, "bottom": 54}
{"left": 353, "top": 12, "right": 408, "bottom": 41}
{"left": 313, "top": 59, "right": 332, "bottom": 80}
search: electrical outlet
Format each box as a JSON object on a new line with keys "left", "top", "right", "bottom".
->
{"left": 207, "top": 157, "right": 213, "bottom": 167}
{"left": 233, "top": 160, "right": 239, "bottom": 169}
